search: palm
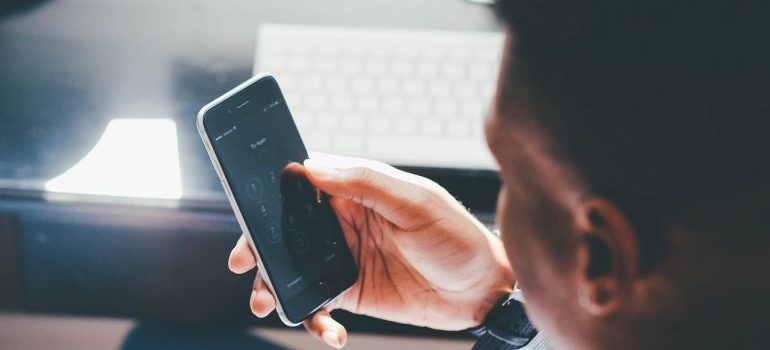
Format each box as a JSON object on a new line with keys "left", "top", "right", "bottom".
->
{"left": 229, "top": 158, "right": 514, "bottom": 347}
{"left": 329, "top": 197, "right": 506, "bottom": 331}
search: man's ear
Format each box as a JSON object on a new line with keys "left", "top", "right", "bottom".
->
{"left": 574, "top": 197, "right": 639, "bottom": 316}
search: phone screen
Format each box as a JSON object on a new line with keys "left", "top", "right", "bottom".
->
{"left": 201, "top": 76, "right": 357, "bottom": 323}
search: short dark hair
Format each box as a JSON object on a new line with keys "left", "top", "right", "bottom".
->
{"left": 493, "top": 1, "right": 770, "bottom": 269}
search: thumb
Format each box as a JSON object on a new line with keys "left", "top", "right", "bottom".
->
{"left": 303, "top": 157, "right": 442, "bottom": 229}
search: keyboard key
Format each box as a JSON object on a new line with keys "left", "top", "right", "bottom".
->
{"left": 326, "top": 79, "right": 347, "bottom": 93}
{"left": 419, "top": 117, "right": 443, "bottom": 137}
{"left": 395, "top": 45, "right": 419, "bottom": 59}
{"left": 368, "top": 118, "right": 391, "bottom": 133}
{"left": 428, "top": 81, "right": 451, "bottom": 98}
{"left": 365, "top": 60, "right": 387, "bottom": 75}
{"left": 341, "top": 116, "right": 364, "bottom": 132}
{"left": 305, "top": 95, "right": 328, "bottom": 113}
{"left": 461, "top": 101, "right": 484, "bottom": 118}
{"left": 316, "top": 58, "right": 335, "bottom": 73}
{"left": 343, "top": 46, "right": 366, "bottom": 57}
{"left": 434, "top": 101, "right": 458, "bottom": 119}
{"left": 304, "top": 133, "right": 332, "bottom": 151}
{"left": 448, "top": 49, "right": 473, "bottom": 61}
{"left": 442, "top": 62, "right": 464, "bottom": 79}
{"left": 394, "top": 118, "right": 418, "bottom": 135}
{"left": 351, "top": 77, "right": 374, "bottom": 94}
{"left": 331, "top": 97, "right": 353, "bottom": 113}
{"left": 368, "top": 47, "right": 390, "bottom": 59}
{"left": 301, "top": 76, "right": 322, "bottom": 92}
{"left": 317, "top": 114, "right": 340, "bottom": 130}
{"left": 341, "top": 59, "right": 363, "bottom": 76}
{"left": 382, "top": 97, "right": 405, "bottom": 114}
{"left": 403, "top": 80, "right": 425, "bottom": 95}
{"left": 417, "top": 62, "right": 439, "bottom": 78}
{"left": 333, "top": 135, "right": 364, "bottom": 154}
{"left": 469, "top": 64, "right": 490, "bottom": 81}
{"left": 408, "top": 100, "right": 431, "bottom": 116}
{"left": 480, "top": 83, "right": 496, "bottom": 100}
{"left": 391, "top": 61, "right": 412, "bottom": 77}
{"left": 377, "top": 78, "right": 399, "bottom": 95}
{"left": 290, "top": 58, "right": 311, "bottom": 72}
{"left": 447, "top": 119, "right": 469, "bottom": 137}
{"left": 475, "top": 51, "right": 500, "bottom": 63}
{"left": 422, "top": 49, "right": 444, "bottom": 61}
{"left": 454, "top": 83, "right": 476, "bottom": 98}
{"left": 279, "top": 76, "right": 297, "bottom": 91}
{"left": 471, "top": 121, "right": 485, "bottom": 139}
{"left": 355, "top": 97, "right": 379, "bottom": 114}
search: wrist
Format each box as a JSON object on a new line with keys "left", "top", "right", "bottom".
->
{"left": 469, "top": 233, "right": 516, "bottom": 327}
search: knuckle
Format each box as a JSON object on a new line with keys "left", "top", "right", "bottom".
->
{"left": 420, "top": 177, "right": 446, "bottom": 195}
{"left": 413, "top": 188, "right": 441, "bottom": 209}
{"left": 411, "top": 178, "right": 446, "bottom": 203}
{"left": 345, "top": 166, "right": 374, "bottom": 186}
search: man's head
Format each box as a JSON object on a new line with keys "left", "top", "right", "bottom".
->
{"left": 486, "top": 1, "right": 770, "bottom": 349}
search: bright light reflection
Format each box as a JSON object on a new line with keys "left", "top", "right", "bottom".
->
{"left": 45, "top": 118, "right": 183, "bottom": 200}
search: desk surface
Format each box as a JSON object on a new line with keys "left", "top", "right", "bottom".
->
{"left": 0, "top": 313, "right": 475, "bottom": 350}
{"left": 0, "top": 0, "right": 501, "bottom": 207}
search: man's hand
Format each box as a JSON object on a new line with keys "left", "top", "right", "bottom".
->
{"left": 228, "top": 154, "right": 514, "bottom": 348}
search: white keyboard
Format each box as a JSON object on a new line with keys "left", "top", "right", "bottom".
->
{"left": 255, "top": 24, "right": 504, "bottom": 169}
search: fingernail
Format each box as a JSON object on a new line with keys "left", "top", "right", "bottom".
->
{"left": 304, "top": 159, "right": 336, "bottom": 179}
{"left": 322, "top": 330, "right": 341, "bottom": 349}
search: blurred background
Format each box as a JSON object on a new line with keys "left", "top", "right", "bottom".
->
{"left": 0, "top": 0, "right": 504, "bottom": 348}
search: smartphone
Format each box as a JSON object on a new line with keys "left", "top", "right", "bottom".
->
{"left": 197, "top": 74, "right": 358, "bottom": 326}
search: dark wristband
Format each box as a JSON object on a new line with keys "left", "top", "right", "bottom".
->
{"left": 469, "top": 294, "right": 538, "bottom": 349}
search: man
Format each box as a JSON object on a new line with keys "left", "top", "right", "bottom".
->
{"left": 229, "top": 1, "right": 770, "bottom": 349}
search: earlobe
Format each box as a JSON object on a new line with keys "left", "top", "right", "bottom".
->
{"left": 574, "top": 197, "right": 639, "bottom": 316}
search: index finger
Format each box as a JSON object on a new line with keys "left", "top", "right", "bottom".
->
{"left": 302, "top": 156, "right": 445, "bottom": 231}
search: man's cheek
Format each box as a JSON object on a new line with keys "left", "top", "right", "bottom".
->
{"left": 497, "top": 194, "right": 530, "bottom": 277}
{"left": 498, "top": 193, "right": 544, "bottom": 288}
